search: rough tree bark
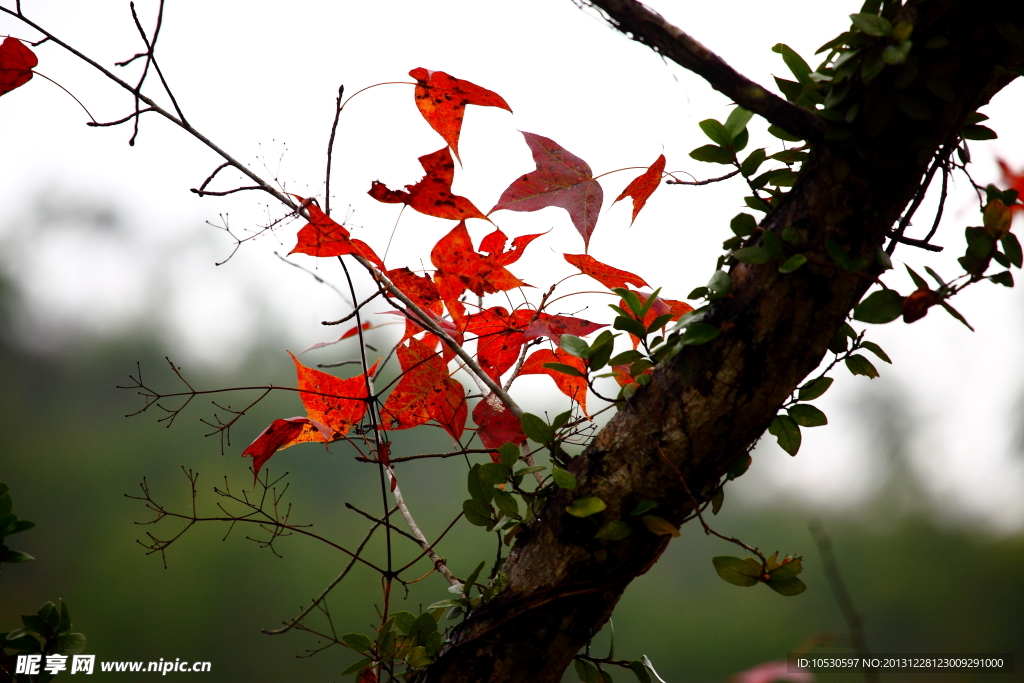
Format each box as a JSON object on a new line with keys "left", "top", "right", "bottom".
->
{"left": 418, "top": 1, "right": 1024, "bottom": 680}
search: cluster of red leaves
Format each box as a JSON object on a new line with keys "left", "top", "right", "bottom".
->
{"left": 0, "top": 38, "right": 37, "bottom": 98}
{"left": 247, "top": 67, "right": 673, "bottom": 472}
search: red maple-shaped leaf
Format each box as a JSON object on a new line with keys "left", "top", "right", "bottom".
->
{"left": 369, "top": 147, "right": 486, "bottom": 221}
{"left": 410, "top": 68, "right": 512, "bottom": 163}
{"left": 564, "top": 253, "right": 650, "bottom": 290}
{"left": 466, "top": 307, "right": 525, "bottom": 383}
{"left": 242, "top": 417, "right": 332, "bottom": 481}
{"left": 478, "top": 228, "right": 546, "bottom": 266}
{"left": 472, "top": 392, "right": 527, "bottom": 462}
{"left": 520, "top": 347, "right": 589, "bottom": 416}
{"left": 614, "top": 154, "right": 666, "bottom": 225}
{"left": 291, "top": 351, "right": 377, "bottom": 435}
{"left": 998, "top": 158, "right": 1024, "bottom": 213}
{"left": 289, "top": 197, "right": 385, "bottom": 269}
{"left": 0, "top": 38, "right": 37, "bottom": 98}
{"left": 380, "top": 337, "right": 467, "bottom": 442}
{"left": 386, "top": 267, "right": 444, "bottom": 342}
{"left": 491, "top": 132, "right": 604, "bottom": 249}
{"left": 431, "top": 222, "right": 526, "bottom": 324}
{"left": 516, "top": 311, "right": 607, "bottom": 345}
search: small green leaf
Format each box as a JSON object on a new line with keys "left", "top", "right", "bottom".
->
{"left": 940, "top": 300, "right": 974, "bottom": 331}
{"left": 628, "top": 660, "right": 653, "bottom": 683}
{"left": 772, "top": 43, "right": 812, "bottom": 83}
{"left": 630, "top": 500, "right": 657, "bottom": 516}
{"left": 641, "top": 515, "right": 680, "bottom": 537}
{"left": 341, "top": 658, "right": 374, "bottom": 676}
{"left": 712, "top": 556, "right": 760, "bottom": 587}
{"left": 462, "top": 499, "right": 493, "bottom": 527}
{"left": 707, "top": 270, "right": 731, "bottom": 296}
{"left": 733, "top": 246, "right": 771, "bottom": 264}
{"left": 613, "top": 315, "right": 648, "bottom": 340}
{"left": 724, "top": 107, "right": 754, "bottom": 140}
{"left": 566, "top": 497, "right": 606, "bottom": 518}
{"left": 498, "top": 443, "right": 520, "bottom": 468}
{"left": 730, "top": 213, "right": 757, "bottom": 237}
{"left": 478, "top": 462, "right": 512, "bottom": 485}
{"left": 768, "top": 557, "right": 803, "bottom": 581}
{"left": 767, "top": 125, "right": 802, "bottom": 142}
{"left": 745, "top": 195, "right": 774, "bottom": 213}
{"left": 552, "top": 466, "right": 578, "bottom": 490}
{"left": 575, "top": 658, "right": 602, "bottom": 683}
{"left": 779, "top": 254, "right": 807, "bottom": 273}
{"left": 727, "top": 454, "right": 752, "bottom": 480}
{"left": 767, "top": 576, "right": 807, "bottom": 596}
{"left": 341, "top": 633, "right": 374, "bottom": 652}
{"left": 769, "top": 415, "right": 802, "bottom": 455}
{"left": 798, "top": 377, "right": 833, "bottom": 401}
{"left": 464, "top": 560, "right": 486, "bottom": 594}
{"left": 853, "top": 289, "right": 904, "bottom": 324}
{"left": 543, "top": 362, "right": 585, "bottom": 378}
{"left": 0, "top": 549, "right": 34, "bottom": 563}
{"left": 679, "top": 323, "right": 720, "bottom": 346}
{"left": 560, "top": 334, "right": 591, "bottom": 359}
{"left": 698, "top": 119, "right": 731, "bottom": 147}
{"left": 406, "top": 645, "right": 432, "bottom": 668}
{"left": 467, "top": 465, "right": 492, "bottom": 504}
{"left": 58, "top": 600, "right": 71, "bottom": 635}
{"left": 492, "top": 488, "right": 520, "bottom": 518}
{"left": 1001, "top": 234, "right": 1023, "bottom": 268}
{"left": 846, "top": 354, "right": 880, "bottom": 379}
{"left": 990, "top": 270, "right": 1014, "bottom": 287}
{"left": 761, "top": 229, "right": 785, "bottom": 260}
{"left": 741, "top": 148, "right": 767, "bottom": 177}
{"left": 962, "top": 125, "right": 997, "bottom": 140}
{"left": 609, "top": 350, "right": 644, "bottom": 366}
{"left": 859, "top": 340, "right": 892, "bottom": 363}
{"left": 711, "top": 487, "right": 725, "bottom": 515}
{"left": 520, "top": 413, "right": 554, "bottom": 444}
{"left": 595, "top": 520, "right": 632, "bottom": 541}
{"left": 850, "top": 13, "right": 893, "bottom": 37}
{"left": 787, "top": 404, "right": 828, "bottom": 427}
{"left": 689, "top": 144, "right": 735, "bottom": 164}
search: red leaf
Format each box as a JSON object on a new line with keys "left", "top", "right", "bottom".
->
{"left": 430, "top": 222, "right": 527, "bottom": 322}
{"left": 614, "top": 154, "right": 666, "bottom": 224}
{"left": 517, "top": 311, "right": 607, "bottom": 345}
{"left": 519, "top": 348, "right": 589, "bottom": 416}
{"left": 290, "top": 351, "right": 377, "bottom": 435}
{"left": 466, "top": 307, "right": 525, "bottom": 383}
{"left": 564, "top": 253, "right": 649, "bottom": 290}
{"left": 998, "top": 158, "right": 1024, "bottom": 213}
{"left": 380, "top": 338, "right": 467, "bottom": 442}
{"left": 472, "top": 392, "right": 527, "bottom": 462}
{"left": 478, "top": 227, "right": 546, "bottom": 266}
{"left": 410, "top": 68, "right": 512, "bottom": 162}
{"left": 242, "top": 417, "right": 332, "bottom": 481}
{"left": 491, "top": 132, "right": 604, "bottom": 249}
{"left": 289, "top": 198, "right": 384, "bottom": 269}
{"left": 0, "top": 38, "right": 37, "bottom": 98}
{"left": 386, "top": 267, "right": 444, "bottom": 342}
{"left": 369, "top": 147, "right": 485, "bottom": 221}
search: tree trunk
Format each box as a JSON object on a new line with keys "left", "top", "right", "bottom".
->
{"left": 419, "top": 2, "right": 1024, "bottom": 680}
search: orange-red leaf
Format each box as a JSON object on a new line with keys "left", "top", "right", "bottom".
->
{"left": 431, "top": 222, "right": 526, "bottom": 323}
{"left": 290, "top": 351, "right": 376, "bottom": 435}
{"left": 0, "top": 38, "right": 37, "bottom": 97}
{"left": 242, "top": 417, "right": 332, "bottom": 481}
{"left": 410, "top": 68, "right": 512, "bottom": 162}
{"left": 516, "top": 311, "right": 607, "bottom": 345}
{"left": 289, "top": 198, "right": 384, "bottom": 269}
{"left": 381, "top": 338, "right": 466, "bottom": 441}
{"left": 614, "top": 154, "right": 666, "bottom": 225}
{"left": 369, "top": 147, "right": 485, "bottom": 221}
{"left": 520, "top": 348, "right": 589, "bottom": 416}
{"left": 466, "top": 307, "right": 525, "bottom": 383}
{"left": 491, "top": 132, "right": 604, "bottom": 249}
{"left": 386, "top": 267, "right": 444, "bottom": 342}
{"left": 478, "top": 228, "right": 546, "bottom": 266}
{"left": 472, "top": 392, "right": 527, "bottom": 462}
{"left": 564, "top": 253, "right": 649, "bottom": 290}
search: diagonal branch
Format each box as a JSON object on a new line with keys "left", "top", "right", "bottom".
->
{"left": 582, "top": 0, "right": 825, "bottom": 141}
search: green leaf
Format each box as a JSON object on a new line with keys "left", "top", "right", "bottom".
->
{"left": 609, "top": 350, "right": 644, "bottom": 366}
{"left": 647, "top": 313, "right": 675, "bottom": 334}
{"left": 779, "top": 254, "right": 807, "bottom": 273}
{"left": 707, "top": 270, "right": 731, "bottom": 296}
{"left": 566, "top": 497, "right": 606, "bottom": 518}
{"left": 962, "top": 125, "right": 997, "bottom": 140}
{"left": 850, "top": 13, "right": 893, "bottom": 37}
{"left": 787, "top": 404, "right": 828, "bottom": 427}
{"left": 698, "top": 119, "right": 731, "bottom": 147}
{"left": 853, "top": 289, "right": 904, "bottom": 323}
{"left": 595, "top": 520, "right": 632, "bottom": 541}
{"left": 724, "top": 107, "right": 754, "bottom": 140}
{"left": 628, "top": 660, "right": 653, "bottom": 683}
{"left": 733, "top": 246, "right": 771, "bottom": 264}
{"left": 846, "top": 354, "right": 880, "bottom": 378}
{"left": 905, "top": 264, "right": 929, "bottom": 289}
{"left": 341, "top": 658, "right": 374, "bottom": 676}
{"left": 630, "top": 500, "right": 657, "bottom": 516}
{"left": 940, "top": 300, "right": 974, "bottom": 331}
{"left": 479, "top": 462, "right": 512, "bottom": 485}
{"left": 497, "top": 443, "right": 520, "bottom": 469}
{"left": 588, "top": 331, "right": 616, "bottom": 371}
{"left": 406, "top": 645, "right": 432, "bottom": 668}
{"left": 544, "top": 362, "right": 585, "bottom": 378}
{"left": 767, "top": 125, "right": 802, "bottom": 142}
{"left": 991, "top": 270, "right": 1014, "bottom": 287}
{"left": 1002, "top": 234, "right": 1023, "bottom": 268}
{"left": 560, "top": 334, "right": 591, "bottom": 359}
{"left": 641, "top": 515, "right": 680, "bottom": 537}
{"left": 712, "top": 556, "right": 760, "bottom": 587}
{"left": 798, "top": 377, "right": 833, "bottom": 401}
{"left": 520, "top": 413, "right": 554, "bottom": 444}
{"left": 58, "top": 600, "right": 71, "bottom": 635}
{"left": 740, "top": 148, "right": 767, "bottom": 177}
{"left": 613, "top": 315, "right": 648, "bottom": 340}
{"left": 761, "top": 228, "right": 785, "bottom": 260}
{"left": 552, "top": 466, "right": 578, "bottom": 490}
{"left": 772, "top": 43, "right": 812, "bottom": 83}
{"left": 492, "top": 488, "right": 520, "bottom": 518}
{"left": 0, "top": 492, "right": 11, "bottom": 518}
{"left": 860, "top": 340, "right": 892, "bottom": 363}
{"left": 341, "top": 633, "right": 374, "bottom": 652}
{"left": 678, "top": 323, "right": 720, "bottom": 346}
{"left": 767, "top": 576, "right": 807, "bottom": 596}
{"left": 689, "top": 144, "right": 735, "bottom": 164}
{"left": 745, "top": 195, "right": 774, "bottom": 213}
{"left": 462, "top": 499, "right": 493, "bottom": 527}
{"left": 0, "top": 549, "right": 34, "bottom": 563}
{"left": 467, "top": 465, "right": 491, "bottom": 504}
{"left": 575, "top": 658, "right": 602, "bottom": 683}
{"left": 711, "top": 487, "right": 725, "bottom": 515}
{"left": 727, "top": 454, "right": 752, "bottom": 480}
{"left": 769, "top": 415, "right": 802, "bottom": 455}
{"left": 730, "top": 213, "right": 757, "bottom": 237}
{"left": 768, "top": 557, "right": 804, "bottom": 581}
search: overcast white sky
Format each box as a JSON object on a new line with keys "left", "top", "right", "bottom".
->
{"left": 2, "top": 0, "right": 1023, "bottom": 530}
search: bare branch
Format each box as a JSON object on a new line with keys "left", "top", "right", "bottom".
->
{"left": 581, "top": 0, "right": 824, "bottom": 141}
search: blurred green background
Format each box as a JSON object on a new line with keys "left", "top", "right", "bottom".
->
{"left": 1, "top": 194, "right": 1022, "bottom": 683}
